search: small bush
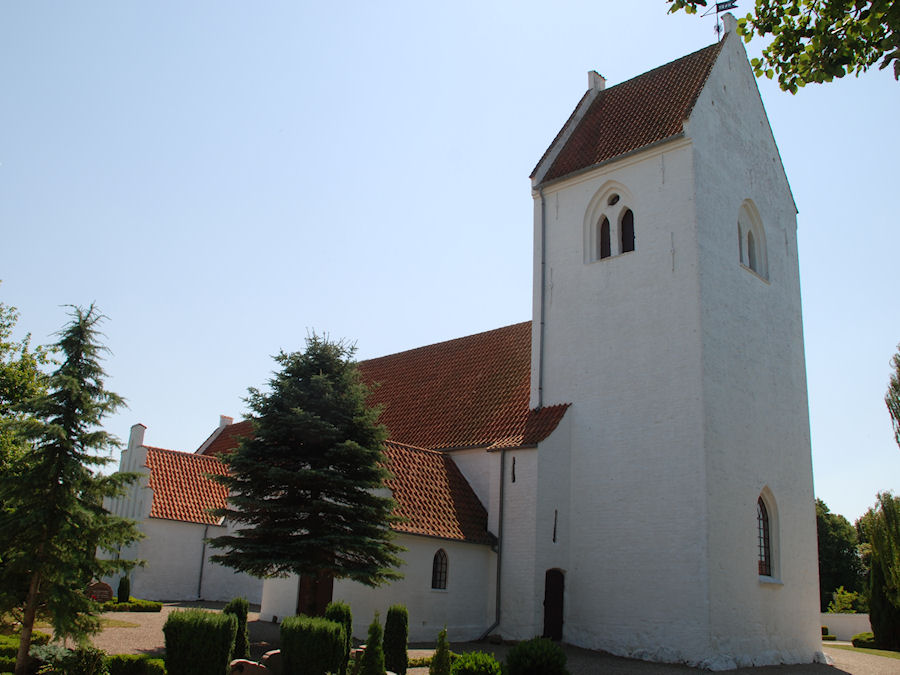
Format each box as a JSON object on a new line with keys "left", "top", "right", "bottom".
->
{"left": 822, "top": 634, "right": 837, "bottom": 641}
{"left": 116, "top": 577, "right": 131, "bottom": 605}
{"left": 106, "top": 654, "right": 167, "bottom": 675}
{"left": 281, "top": 615, "right": 345, "bottom": 675}
{"left": 450, "top": 651, "right": 501, "bottom": 675}
{"left": 821, "top": 625, "right": 829, "bottom": 636}
{"left": 223, "top": 596, "right": 250, "bottom": 659}
{"left": 360, "top": 614, "right": 386, "bottom": 675}
{"left": 324, "top": 601, "right": 353, "bottom": 675}
{"left": 505, "top": 637, "right": 569, "bottom": 675}
{"left": 163, "top": 609, "right": 236, "bottom": 675}
{"left": 101, "top": 598, "right": 163, "bottom": 613}
{"left": 384, "top": 605, "right": 408, "bottom": 675}
{"left": 33, "top": 646, "right": 109, "bottom": 675}
{"left": 852, "top": 631, "right": 876, "bottom": 648}
{"left": 429, "top": 627, "right": 451, "bottom": 675}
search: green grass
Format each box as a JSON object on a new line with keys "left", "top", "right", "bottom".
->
{"left": 828, "top": 643, "right": 900, "bottom": 660}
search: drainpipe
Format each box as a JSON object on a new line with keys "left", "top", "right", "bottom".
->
{"left": 197, "top": 523, "right": 210, "bottom": 600}
{"left": 537, "top": 186, "right": 547, "bottom": 409}
{"left": 480, "top": 448, "right": 506, "bottom": 639}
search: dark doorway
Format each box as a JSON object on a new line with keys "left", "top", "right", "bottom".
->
{"left": 297, "top": 573, "right": 334, "bottom": 617}
{"left": 543, "top": 569, "right": 564, "bottom": 641}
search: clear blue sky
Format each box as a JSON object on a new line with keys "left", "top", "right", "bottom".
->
{"left": 2, "top": 1, "right": 898, "bottom": 523}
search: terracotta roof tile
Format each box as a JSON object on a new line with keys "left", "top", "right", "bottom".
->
{"left": 359, "top": 322, "right": 567, "bottom": 450}
{"left": 146, "top": 446, "right": 228, "bottom": 525}
{"left": 383, "top": 441, "right": 494, "bottom": 545}
{"left": 537, "top": 41, "right": 723, "bottom": 183}
{"left": 202, "top": 420, "right": 253, "bottom": 457}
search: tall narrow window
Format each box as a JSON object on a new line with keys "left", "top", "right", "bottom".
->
{"left": 431, "top": 549, "right": 448, "bottom": 589}
{"left": 599, "top": 217, "right": 611, "bottom": 259}
{"left": 737, "top": 223, "right": 744, "bottom": 263}
{"left": 620, "top": 209, "right": 634, "bottom": 253}
{"left": 757, "top": 498, "right": 771, "bottom": 576}
{"left": 747, "top": 230, "right": 758, "bottom": 273}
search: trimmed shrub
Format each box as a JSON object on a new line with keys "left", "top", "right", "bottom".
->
{"left": 449, "top": 651, "right": 501, "bottom": 675}
{"left": 429, "top": 627, "right": 451, "bottom": 675}
{"left": 106, "top": 654, "right": 167, "bottom": 675}
{"left": 223, "top": 596, "right": 250, "bottom": 659}
{"left": 281, "top": 615, "right": 345, "bottom": 675}
{"left": 32, "top": 646, "right": 109, "bottom": 675}
{"left": 359, "top": 614, "right": 385, "bottom": 675}
{"left": 821, "top": 625, "right": 829, "bottom": 636}
{"left": 504, "top": 637, "right": 569, "bottom": 675}
{"left": 324, "top": 601, "right": 353, "bottom": 675}
{"left": 117, "top": 577, "right": 131, "bottom": 604}
{"left": 383, "top": 604, "right": 408, "bottom": 675}
{"left": 163, "top": 609, "right": 236, "bottom": 675}
{"left": 852, "top": 631, "right": 876, "bottom": 648}
{"left": 101, "top": 598, "right": 163, "bottom": 613}
{"left": 822, "top": 634, "right": 837, "bottom": 641}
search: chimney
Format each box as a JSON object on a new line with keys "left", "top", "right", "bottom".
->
{"left": 219, "top": 415, "right": 233, "bottom": 427}
{"left": 588, "top": 70, "right": 606, "bottom": 92}
{"left": 128, "top": 423, "right": 146, "bottom": 451}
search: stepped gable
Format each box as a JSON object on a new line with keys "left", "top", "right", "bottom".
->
{"left": 359, "top": 321, "right": 568, "bottom": 450}
{"left": 383, "top": 441, "right": 493, "bottom": 544}
{"left": 536, "top": 41, "right": 723, "bottom": 184}
{"left": 145, "top": 446, "right": 228, "bottom": 525}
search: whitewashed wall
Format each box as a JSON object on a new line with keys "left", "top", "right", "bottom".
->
{"left": 691, "top": 25, "right": 820, "bottom": 668}
{"left": 259, "top": 533, "right": 495, "bottom": 642}
{"left": 820, "top": 614, "right": 871, "bottom": 642}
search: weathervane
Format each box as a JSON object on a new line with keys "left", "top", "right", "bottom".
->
{"left": 703, "top": 0, "right": 738, "bottom": 40}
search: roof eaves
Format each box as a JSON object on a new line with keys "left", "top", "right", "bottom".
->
{"left": 394, "top": 529, "right": 497, "bottom": 547}
{"left": 535, "top": 132, "right": 687, "bottom": 190}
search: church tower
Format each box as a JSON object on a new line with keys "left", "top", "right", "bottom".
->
{"left": 525, "top": 16, "right": 819, "bottom": 668}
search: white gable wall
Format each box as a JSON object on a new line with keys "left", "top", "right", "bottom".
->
{"left": 687, "top": 30, "right": 819, "bottom": 667}
{"left": 531, "top": 138, "right": 711, "bottom": 662}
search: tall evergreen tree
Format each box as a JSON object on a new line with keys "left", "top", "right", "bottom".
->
{"left": 0, "top": 305, "right": 142, "bottom": 675}
{"left": 210, "top": 335, "right": 403, "bottom": 616}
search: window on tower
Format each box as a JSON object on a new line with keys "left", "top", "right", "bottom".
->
{"left": 599, "top": 217, "right": 611, "bottom": 259}
{"left": 757, "top": 497, "right": 771, "bottom": 576}
{"left": 585, "top": 187, "right": 636, "bottom": 263}
{"left": 757, "top": 489, "right": 780, "bottom": 582}
{"left": 621, "top": 209, "right": 635, "bottom": 253}
{"left": 737, "top": 201, "right": 768, "bottom": 280}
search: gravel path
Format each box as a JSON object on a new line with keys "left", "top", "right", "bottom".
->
{"left": 90, "top": 605, "right": 898, "bottom": 674}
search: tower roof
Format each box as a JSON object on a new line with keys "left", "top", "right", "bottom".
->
{"left": 533, "top": 41, "right": 724, "bottom": 185}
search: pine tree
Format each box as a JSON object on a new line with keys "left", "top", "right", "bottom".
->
{"left": 0, "top": 305, "right": 142, "bottom": 675}
{"left": 210, "top": 335, "right": 403, "bottom": 615}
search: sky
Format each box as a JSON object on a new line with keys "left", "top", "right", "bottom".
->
{"left": 1, "top": 1, "right": 898, "bottom": 524}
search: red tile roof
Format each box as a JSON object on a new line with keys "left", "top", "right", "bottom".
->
{"left": 145, "top": 446, "right": 228, "bottom": 525}
{"left": 202, "top": 420, "right": 253, "bottom": 457}
{"left": 383, "top": 441, "right": 493, "bottom": 545}
{"left": 359, "top": 322, "right": 567, "bottom": 450}
{"left": 535, "top": 41, "right": 723, "bottom": 184}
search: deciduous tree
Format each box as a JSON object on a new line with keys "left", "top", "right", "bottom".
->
{"left": 0, "top": 305, "right": 142, "bottom": 675}
{"left": 210, "top": 335, "right": 403, "bottom": 616}
{"left": 816, "top": 498, "right": 864, "bottom": 611}
{"left": 667, "top": 0, "right": 899, "bottom": 92}
{"left": 887, "top": 343, "right": 900, "bottom": 449}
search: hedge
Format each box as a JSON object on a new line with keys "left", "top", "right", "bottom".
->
{"left": 852, "top": 631, "right": 876, "bottom": 648}
{"left": 106, "top": 654, "right": 167, "bottom": 675}
{"left": 384, "top": 605, "right": 408, "bottom": 675}
{"left": 505, "top": 637, "right": 569, "bottom": 675}
{"left": 281, "top": 615, "right": 345, "bottom": 675}
{"left": 324, "top": 601, "right": 353, "bottom": 675}
{"left": 449, "top": 651, "right": 501, "bottom": 675}
{"left": 223, "top": 597, "right": 250, "bottom": 659}
{"left": 162, "top": 609, "right": 236, "bottom": 675}
{"left": 101, "top": 598, "right": 163, "bottom": 613}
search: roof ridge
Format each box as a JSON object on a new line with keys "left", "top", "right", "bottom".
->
{"left": 602, "top": 41, "right": 722, "bottom": 95}
{"left": 361, "top": 320, "right": 529, "bottom": 365}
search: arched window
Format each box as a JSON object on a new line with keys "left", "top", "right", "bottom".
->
{"left": 584, "top": 186, "right": 636, "bottom": 263}
{"left": 620, "top": 209, "right": 634, "bottom": 253}
{"left": 757, "top": 497, "right": 771, "bottom": 577}
{"left": 431, "top": 549, "right": 448, "bottom": 589}
{"left": 599, "top": 217, "right": 611, "bottom": 259}
{"left": 737, "top": 201, "right": 767, "bottom": 279}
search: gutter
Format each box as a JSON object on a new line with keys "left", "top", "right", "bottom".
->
{"left": 480, "top": 447, "right": 506, "bottom": 639}
{"left": 537, "top": 187, "right": 546, "bottom": 409}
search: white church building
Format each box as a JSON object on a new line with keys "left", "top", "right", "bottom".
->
{"left": 108, "top": 17, "right": 821, "bottom": 669}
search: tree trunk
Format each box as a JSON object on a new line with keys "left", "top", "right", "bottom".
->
{"left": 14, "top": 571, "right": 41, "bottom": 675}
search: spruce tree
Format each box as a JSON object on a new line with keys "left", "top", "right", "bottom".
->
{"left": 210, "top": 335, "right": 403, "bottom": 615}
{"left": 0, "top": 305, "right": 142, "bottom": 675}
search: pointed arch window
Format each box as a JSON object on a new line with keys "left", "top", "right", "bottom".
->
{"left": 431, "top": 549, "right": 448, "bottom": 590}
{"left": 585, "top": 188, "right": 636, "bottom": 263}
{"left": 737, "top": 201, "right": 768, "bottom": 280}
{"left": 757, "top": 497, "right": 771, "bottom": 576}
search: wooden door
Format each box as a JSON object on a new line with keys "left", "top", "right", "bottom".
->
{"left": 542, "top": 569, "right": 564, "bottom": 641}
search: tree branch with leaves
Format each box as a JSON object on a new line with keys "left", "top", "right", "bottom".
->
{"left": 667, "top": 0, "right": 899, "bottom": 92}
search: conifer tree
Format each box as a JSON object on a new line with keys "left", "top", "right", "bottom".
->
{"left": 210, "top": 335, "right": 403, "bottom": 616}
{"left": 0, "top": 305, "right": 142, "bottom": 675}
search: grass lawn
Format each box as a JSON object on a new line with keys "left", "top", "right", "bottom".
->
{"left": 829, "top": 644, "right": 900, "bottom": 660}
{"left": 100, "top": 618, "right": 139, "bottom": 629}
